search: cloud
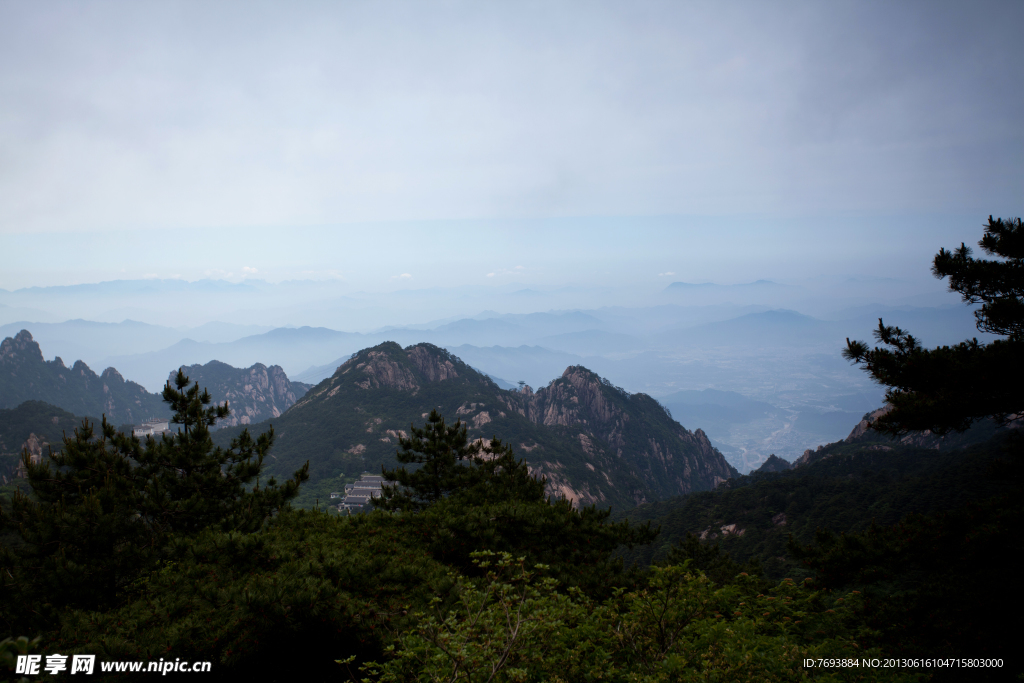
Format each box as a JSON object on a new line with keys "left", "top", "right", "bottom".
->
{"left": 243, "top": 266, "right": 259, "bottom": 274}
{"left": 2, "top": 2, "right": 1020, "bottom": 239}
{"left": 658, "top": 272, "right": 675, "bottom": 277}
{"left": 487, "top": 265, "right": 535, "bottom": 278}
{"left": 391, "top": 273, "right": 412, "bottom": 279}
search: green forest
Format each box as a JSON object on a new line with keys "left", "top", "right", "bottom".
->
{"left": 2, "top": 219, "right": 1022, "bottom": 681}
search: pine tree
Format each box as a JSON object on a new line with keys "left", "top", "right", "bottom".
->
{"left": 0, "top": 369, "right": 308, "bottom": 633}
{"left": 843, "top": 216, "right": 1024, "bottom": 434}
{"left": 0, "top": 417, "right": 149, "bottom": 624}
{"left": 375, "top": 409, "right": 478, "bottom": 512}
{"left": 134, "top": 370, "right": 307, "bottom": 535}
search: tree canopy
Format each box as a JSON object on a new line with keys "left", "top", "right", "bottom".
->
{"left": 844, "top": 216, "right": 1024, "bottom": 435}
{"left": 0, "top": 370, "right": 308, "bottom": 633}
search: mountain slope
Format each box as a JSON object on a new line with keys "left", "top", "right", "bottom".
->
{"left": 228, "top": 342, "right": 737, "bottom": 511}
{"left": 172, "top": 360, "right": 311, "bottom": 428}
{"left": 617, "top": 430, "right": 1019, "bottom": 580}
{"left": 0, "top": 400, "right": 93, "bottom": 481}
{"left": 0, "top": 330, "right": 167, "bottom": 424}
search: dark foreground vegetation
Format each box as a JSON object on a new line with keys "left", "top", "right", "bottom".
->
{"left": 1, "top": 384, "right": 951, "bottom": 683}
{"left": 1, "top": 218, "right": 1022, "bottom": 681}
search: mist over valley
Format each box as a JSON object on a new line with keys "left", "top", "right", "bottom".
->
{"left": 0, "top": 274, "right": 993, "bottom": 472}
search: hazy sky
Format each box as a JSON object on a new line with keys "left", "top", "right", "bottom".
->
{"left": 1, "top": 1, "right": 1021, "bottom": 290}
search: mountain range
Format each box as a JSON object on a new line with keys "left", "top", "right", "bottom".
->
{"left": 0, "top": 330, "right": 166, "bottom": 425}
{"left": 171, "top": 360, "right": 311, "bottom": 428}
{"left": 1, "top": 330, "right": 741, "bottom": 509}
{"left": 0, "top": 330, "right": 309, "bottom": 431}
{"left": 214, "top": 342, "right": 739, "bottom": 511}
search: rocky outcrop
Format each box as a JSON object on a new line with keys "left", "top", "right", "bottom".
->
{"left": 518, "top": 366, "right": 624, "bottom": 427}
{"left": 845, "top": 406, "right": 892, "bottom": 442}
{"left": 0, "top": 330, "right": 166, "bottom": 424}
{"left": 754, "top": 454, "right": 792, "bottom": 473}
{"left": 407, "top": 345, "right": 460, "bottom": 382}
{"left": 504, "top": 366, "right": 737, "bottom": 500}
{"left": 344, "top": 346, "right": 420, "bottom": 391}
{"left": 699, "top": 523, "right": 745, "bottom": 540}
{"left": 794, "top": 403, "right": 1000, "bottom": 468}
{"left": 172, "top": 360, "right": 310, "bottom": 428}
{"left": 12, "top": 432, "right": 47, "bottom": 478}
{"left": 848, "top": 406, "right": 943, "bottom": 450}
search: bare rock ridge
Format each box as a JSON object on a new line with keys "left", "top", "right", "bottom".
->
{"left": 171, "top": 361, "right": 312, "bottom": 428}
{"left": 278, "top": 342, "right": 739, "bottom": 509}
{"left": 503, "top": 366, "right": 737, "bottom": 503}
{"left": 0, "top": 329, "right": 166, "bottom": 424}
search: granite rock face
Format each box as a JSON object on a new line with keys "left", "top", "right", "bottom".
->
{"left": 171, "top": 360, "right": 310, "bottom": 428}
{"left": 502, "top": 366, "right": 738, "bottom": 504}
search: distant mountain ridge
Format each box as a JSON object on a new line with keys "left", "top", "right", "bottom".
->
{"left": 0, "top": 330, "right": 167, "bottom": 424}
{"left": 230, "top": 341, "right": 738, "bottom": 510}
{"left": 0, "top": 329, "right": 312, "bottom": 433}
{"left": 172, "top": 360, "right": 312, "bottom": 428}
{"left": 665, "top": 279, "right": 791, "bottom": 290}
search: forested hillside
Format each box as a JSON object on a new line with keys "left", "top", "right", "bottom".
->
{"left": 0, "top": 378, "right": 922, "bottom": 682}
{"left": 618, "top": 427, "right": 1017, "bottom": 577}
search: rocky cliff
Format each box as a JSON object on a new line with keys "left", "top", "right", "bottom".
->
{"left": 0, "top": 330, "right": 166, "bottom": 424}
{"left": 499, "top": 366, "right": 737, "bottom": 504}
{"left": 171, "top": 360, "right": 310, "bottom": 428}
{"left": 248, "top": 342, "right": 738, "bottom": 510}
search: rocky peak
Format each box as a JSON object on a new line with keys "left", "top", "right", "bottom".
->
{"left": 101, "top": 367, "right": 125, "bottom": 382}
{"left": 352, "top": 347, "right": 419, "bottom": 391}
{"left": 513, "top": 365, "right": 624, "bottom": 428}
{"left": 332, "top": 342, "right": 482, "bottom": 393}
{"left": 497, "top": 363, "right": 737, "bottom": 499}
{"left": 0, "top": 330, "right": 44, "bottom": 366}
{"left": 172, "top": 360, "right": 310, "bottom": 428}
{"left": 846, "top": 406, "right": 892, "bottom": 442}
{"left": 0, "top": 329, "right": 165, "bottom": 424}
{"left": 407, "top": 344, "right": 460, "bottom": 382}
{"left": 754, "top": 454, "right": 792, "bottom": 473}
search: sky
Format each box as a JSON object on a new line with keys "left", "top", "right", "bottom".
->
{"left": 1, "top": 0, "right": 1021, "bottom": 292}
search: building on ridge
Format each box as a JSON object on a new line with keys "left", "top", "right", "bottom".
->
{"left": 339, "top": 473, "right": 385, "bottom": 513}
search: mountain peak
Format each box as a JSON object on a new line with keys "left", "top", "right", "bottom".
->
{"left": 172, "top": 359, "right": 309, "bottom": 427}
{"left": 327, "top": 341, "right": 483, "bottom": 393}
{"left": 0, "top": 329, "right": 166, "bottom": 423}
{"left": 561, "top": 364, "right": 600, "bottom": 381}
{"left": 754, "top": 454, "right": 792, "bottom": 473}
{"left": 0, "top": 329, "right": 44, "bottom": 365}
{"left": 266, "top": 344, "right": 737, "bottom": 509}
